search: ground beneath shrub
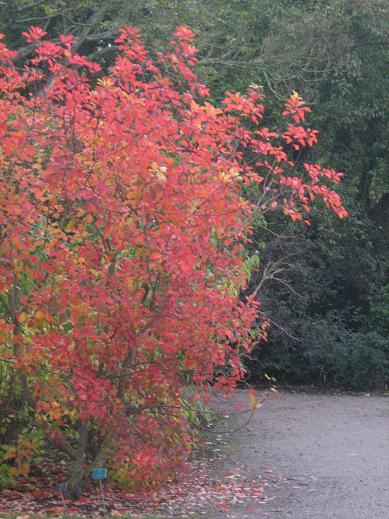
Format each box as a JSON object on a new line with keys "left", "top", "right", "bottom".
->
{"left": 208, "top": 390, "right": 389, "bottom": 518}
{"left": 1, "top": 391, "right": 388, "bottom": 518}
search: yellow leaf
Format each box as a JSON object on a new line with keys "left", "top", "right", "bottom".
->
{"left": 50, "top": 408, "right": 63, "bottom": 420}
{"left": 17, "top": 462, "right": 30, "bottom": 476}
{"left": 18, "top": 312, "right": 28, "bottom": 323}
{"left": 248, "top": 390, "right": 262, "bottom": 411}
{"left": 156, "top": 170, "right": 167, "bottom": 182}
{"left": 228, "top": 167, "right": 241, "bottom": 178}
{"left": 125, "top": 278, "right": 134, "bottom": 290}
{"left": 135, "top": 247, "right": 147, "bottom": 257}
{"left": 3, "top": 446, "right": 16, "bottom": 460}
{"left": 35, "top": 310, "right": 45, "bottom": 321}
{"left": 97, "top": 78, "right": 114, "bottom": 88}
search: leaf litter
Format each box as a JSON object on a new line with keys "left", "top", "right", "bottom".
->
{"left": 0, "top": 458, "right": 279, "bottom": 518}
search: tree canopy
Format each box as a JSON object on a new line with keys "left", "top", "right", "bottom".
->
{"left": 0, "top": 0, "right": 388, "bottom": 498}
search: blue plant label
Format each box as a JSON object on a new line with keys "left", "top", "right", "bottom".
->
{"left": 92, "top": 467, "right": 107, "bottom": 480}
{"left": 56, "top": 482, "right": 68, "bottom": 493}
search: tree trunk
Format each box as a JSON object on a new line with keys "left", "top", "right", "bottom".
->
{"left": 68, "top": 421, "right": 89, "bottom": 499}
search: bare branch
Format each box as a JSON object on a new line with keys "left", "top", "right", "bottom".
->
{"left": 17, "top": 0, "right": 49, "bottom": 14}
{"left": 72, "top": 1, "right": 123, "bottom": 55}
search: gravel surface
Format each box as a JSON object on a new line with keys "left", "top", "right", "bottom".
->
{"left": 209, "top": 391, "right": 389, "bottom": 519}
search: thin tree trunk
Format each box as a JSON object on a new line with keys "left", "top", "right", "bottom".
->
{"left": 68, "top": 421, "right": 89, "bottom": 499}
{"left": 8, "top": 285, "right": 35, "bottom": 409}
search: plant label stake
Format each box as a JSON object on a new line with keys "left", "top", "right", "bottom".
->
{"left": 55, "top": 482, "right": 67, "bottom": 513}
{"left": 92, "top": 468, "right": 107, "bottom": 513}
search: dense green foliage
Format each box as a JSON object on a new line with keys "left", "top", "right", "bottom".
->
{"left": 1, "top": 0, "right": 388, "bottom": 392}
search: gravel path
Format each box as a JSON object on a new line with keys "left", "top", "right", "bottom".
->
{"left": 209, "top": 391, "right": 389, "bottom": 519}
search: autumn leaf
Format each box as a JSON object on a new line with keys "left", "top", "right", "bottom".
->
{"left": 0, "top": 23, "right": 346, "bottom": 495}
